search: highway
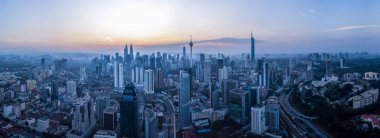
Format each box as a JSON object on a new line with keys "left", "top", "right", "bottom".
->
{"left": 279, "top": 89, "right": 331, "bottom": 138}
{"left": 280, "top": 108, "right": 306, "bottom": 138}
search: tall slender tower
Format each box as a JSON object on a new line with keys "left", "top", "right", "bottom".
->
{"left": 251, "top": 32, "right": 255, "bottom": 64}
{"left": 179, "top": 70, "right": 191, "bottom": 128}
{"left": 124, "top": 43, "right": 129, "bottom": 63}
{"left": 182, "top": 46, "right": 186, "bottom": 67}
{"left": 189, "top": 36, "right": 193, "bottom": 67}
{"left": 130, "top": 44, "right": 134, "bottom": 62}
{"left": 120, "top": 83, "right": 138, "bottom": 137}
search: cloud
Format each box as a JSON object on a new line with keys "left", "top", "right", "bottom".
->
{"left": 308, "top": 9, "right": 318, "bottom": 14}
{"left": 100, "top": 37, "right": 114, "bottom": 45}
{"left": 0, "top": 38, "right": 40, "bottom": 43}
{"left": 298, "top": 10, "right": 305, "bottom": 17}
{"left": 322, "top": 25, "right": 379, "bottom": 32}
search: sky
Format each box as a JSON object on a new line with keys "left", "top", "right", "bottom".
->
{"left": 0, "top": 0, "right": 380, "bottom": 55}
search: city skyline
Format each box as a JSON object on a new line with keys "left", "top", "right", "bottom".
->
{"left": 1, "top": 0, "right": 380, "bottom": 54}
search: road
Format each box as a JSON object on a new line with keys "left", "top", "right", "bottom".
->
{"left": 228, "top": 124, "right": 251, "bottom": 137}
{"left": 280, "top": 108, "right": 306, "bottom": 138}
{"left": 279, "top": 89, "right": 331, "bottom": 138}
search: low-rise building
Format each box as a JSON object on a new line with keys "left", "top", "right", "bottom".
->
{"left": 93, "top": 130, "right": 117, "bottom": 138}
{"left": 364, "top": 72, "right": 379, "bottom": 80}
{"left": 349, "top": 89, "right": 378, "bottom": 109}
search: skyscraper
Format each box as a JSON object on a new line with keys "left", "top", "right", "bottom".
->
{"left": 263, "top": 62, "right": 270, "bottom": 88}
{"left": 155, "top": 68, "right": 164, "bottom": 91}
{"left": 144, "top": 69, "right": 154, "bottom": 93}
{"left": 251, "top": 105, "right": 266, "bottom": 135}
{"left": 130, "top": 44, "right": 134, "bottom": 62}
{"left": 114, "top": 61, "right": 124, "bottom": 89}
{"left": 229, "top": 88, "right": 251, "bottom": 125}
{"left": 265, "top": 96, "right": 279, "bottom": 131}
{"left": 124, "top": 43, "right": 129, "bottom": 63}
{"left": 196, "top": 53, "right": 205, "bottom": 81}
{"left": 211, "top": 89, "right": 220, "bottom": 109}
{"left": 67, "top": 96, "right": 96, "bottom": 138}
{"left": 131, "top": 66, "right": 144, "bottom": 84}
{"left": 66, "top": 80, "right": 76, "bottom": 94}
{"left": 144, "top": 108, "right": 158, "bottom": 138}
{"left": 51, "top": 80, "right": 58, "bottom": 108}
{"left": 103, "top": 107, "right": 117, "bottom": 130}
{"left": 325, "top": 60, "right": 332, "bottom": 76}
{"left": 221, "top": 79, "right": 238, "bottom": 106}
{"left": 96, "top": 95, "right": 108, "bottom": 128}
{"left": 149, "top": 53, "right": 156, "bottom": 69}
{"left": 218, "top": 66, "right": 229, "bottom": 81}
{"left": 204, "top": 61, "right": 212, "bottom": 83}
{"left": 250, "top": 87, "right": 260, "bottom": 106}
{"left": 80, "top": 66, "right": 87, "bottom": 83}
{"left": 251, "top": 32, "right": 255, "bottom": 64}
{"left": 189, "top": 36, "right": 193, "bottom": 67}
{"left": 179, "top": 70, "right": 191, "bottom": 128}
{"left": 41, "top": 58, "right": 45, "bottom": 66}
{"left": 120, "top": 83, "right": 138, "bottom": 137}
{"left": 182, "top": 46, "right": 187, "bottom": 68}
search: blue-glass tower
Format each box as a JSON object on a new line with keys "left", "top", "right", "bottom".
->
{"left": 251, "top": 32, "right": 255, "bottom": 64}
{"left": 120, "top": 83, "right": 138, "bottom": 137}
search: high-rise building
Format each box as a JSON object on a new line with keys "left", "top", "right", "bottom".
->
{"left": 156, "top": 52, "right": 163, "bottom": 69}
{"left": 265, "top": 96, "right": 279, "bottom": 131}
{"left": 286, "top": 66, "right": 291, "bottom": 77}
{"left": 26, "top": 80, "right": 37, "bottom": 91}
{"left": 325, "top": 60, "right": 332, "bottom": 76}
{"left": 155, "top": 68, "right": 164, "bottom": 91}
{"left": 41, "top": 87, "right": 49, "bottom": 102}
{"left": 250, "top": 87, "right": 260, "bottom": 106}
{"left": 229, "top": 88, "right": 251, "bottom": 125}
{"left": 182, "top": 46, "right": 187, "bottom": 68}
{"left": 144, "top": 108, "right": 158, "bottom": 138}
{"left": 211, "top": 90, "right": 220, "bottom": 109}
{"left": 27, "top": 67, "right": 34, "bottom": 80}
{"left": 218, "top": 66, "right": 229, "bottom": 81}
{"left": 251, "top": 105, "right": 266, "bottom": 135}
{"left": 51, "top": 80, "right": 58, "bottom": 107}
{"left": 37, "top": 117, "right": 49, "bottom": 132}
{"left": 340, "top": 57, "right": 345, "bottom": 69}
{"left": 124, "top": 43, "right": 129, "bottom": 63}
{"left": 120, "top": 83, "right": 138, "bottom": 137}
{"left": 66, "top": 80, "right": 76, "bottom": 94}
{"left": 131, "top": 66, "right": 144, "bottom": 84}
{"left": 130, "top": 44, "right": 134, "bottom": 62}
{"left": 114, "top": 62, "right": 124, "bottom": 89}
{"left": 3, "top": 104, "right": 12, "bottom": 118}
{"left": 67, "top": 96, "right": 96, "bottom": 138}
{"left": 96, "top": 95, "right": 108, "bottom": 128}
{"left": 251, "top": 32, "right": 255, "bottom": 64}
{"left": 263, "top": 62, "right": 270, "bottom": 88}
{"left": 189, "top": 36, "right": 194, "bottom": 67}
{"left": 307, "top": 61, "right": 312, "bottom": 71}
{"left": 196, "top": 54, "right": 205, "bottom": 81}
{"left": 204, "top": 61, "right": 212, "bottom": 83}
{"left": 144, "top": 69, "right": 154, "bottom": 93}
{"left": 0, "top": 87, "right": 5, "bottom": 103}
{"left": 103, "top": 107, "right": 117, "bottom": 130}
{"left": 149, "top": 54, "right": 156, "bottom": 69}
{"left": 221, "top": 79, "right": 238, "bottom": 106}
{"left": 179, "top": 70, "right": 191, "bottom": 128}
{"left": 80, "top": 66, "right": 87, "bottom": 83}
{"left": 41, "top": 58, "right": 45, "bottom": 66}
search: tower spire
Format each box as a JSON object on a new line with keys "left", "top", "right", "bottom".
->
{"left": 189, "top": 35, "right": 193, "bottom": 67}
